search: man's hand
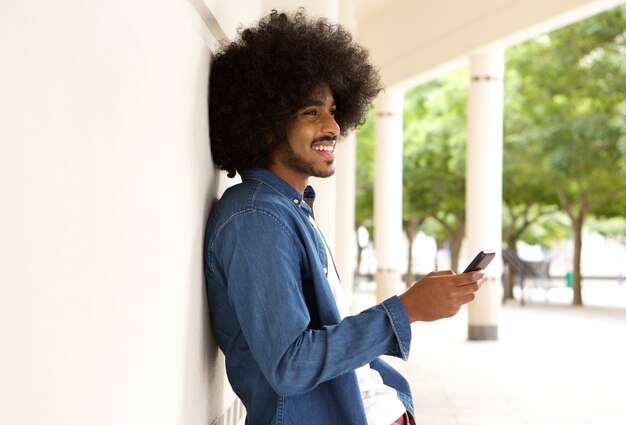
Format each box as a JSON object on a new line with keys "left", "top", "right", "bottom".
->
{"left": 398, "top": 270, "right": 484, "bottom": 323}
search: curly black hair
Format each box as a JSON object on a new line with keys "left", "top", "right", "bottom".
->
{"left": 209, "top": 9, "right": 383, "bottom": 178}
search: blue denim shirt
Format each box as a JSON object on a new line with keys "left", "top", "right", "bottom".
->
{"left": 204, "top": 169, "right": 415, "bottom": 424}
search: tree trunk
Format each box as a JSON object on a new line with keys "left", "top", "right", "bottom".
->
{"left": 404, "top": 219, "right": 419, "bottom": 286}
{"left": 356, "top": 244, "right": 364, "bottom": 278}
{"left": 572, "top": 215, "right": 584, "bottom": 306}
{"left": 503, "top": 235, "right": 518, "bottom": 301}
{"left": 556, "top": 186, "right": 586, "bottom": 306}
{"left": 449, "top": 222, "right": 464, "bottom": 273}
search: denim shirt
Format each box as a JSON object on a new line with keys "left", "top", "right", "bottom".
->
{"left": 204, "top": 169, "right": 415, "bottom": 425}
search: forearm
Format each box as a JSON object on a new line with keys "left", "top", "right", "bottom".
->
{"left": 249, "top": 297, "right": 411, "bottom": 396}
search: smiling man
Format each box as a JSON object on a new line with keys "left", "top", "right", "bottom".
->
{"left": 205, "top": 10, "right": 483, "bottom": 425}
{"left": 269, "top": 83, "right": 339, "bottom": 191}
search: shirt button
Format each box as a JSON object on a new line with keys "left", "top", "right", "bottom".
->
{"left": 323, "top": 267, "right": 328, "bottom": 274}
{"left": 293, "top": 198, "right": 299, "bottom": 204}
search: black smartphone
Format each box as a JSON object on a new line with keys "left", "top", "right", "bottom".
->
{"left": 463, "top": 250, "right": 496, "bottom": 273}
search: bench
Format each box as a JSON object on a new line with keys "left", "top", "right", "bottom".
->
{"left": 502, "top": 247, "right": 553, "bottom": 305}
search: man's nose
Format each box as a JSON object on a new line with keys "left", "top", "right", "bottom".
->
{"left": 322, "top": 112, "right": 340, "bottom": 136}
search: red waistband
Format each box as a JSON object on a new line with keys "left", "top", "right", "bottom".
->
{"left": 390, "top": 411, "right": 410, "bottom": 425}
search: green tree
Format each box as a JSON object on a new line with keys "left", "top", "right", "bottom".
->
{"left": 502, "top": 43, "right": 563, "bottom": 299}
{"left": 509, "top": 5, "right": 626, "bottom": 305}
{"left": 355, "top": 108, "right": 375, "bottom": 275}
{"left": 403, "top": 69, "right": 469, "bottom": 274}
{"left": 589, "top": 192, "right": 626, "bottom": 249}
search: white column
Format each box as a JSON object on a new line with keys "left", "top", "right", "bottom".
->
{"left": 335, "top": 133, "right": 357, "bottom": 310}
{"left": 374, "top": 89, "right": 404, "bottom": 302}
{"left": 333, "top": 0, "right": 358, "bottom": 311}
{"left": 466, "top": 50, "right": 504, "bottom": 341}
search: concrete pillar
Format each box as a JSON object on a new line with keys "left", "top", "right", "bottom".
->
{"left": 335, "top": 133, "right": 357, "bottom": 310}
{"left": 333, "top": 0, "right": 358, "bottom": 311}
{"left": 374, "top": 88, "right": 404, "bottom": 302}
{"left": 466, "top": 50, "right": 504, "bottom": 341}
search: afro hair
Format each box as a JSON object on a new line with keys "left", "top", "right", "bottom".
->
{"left": 209, "top": 9, "right": 383, "bottom": 177}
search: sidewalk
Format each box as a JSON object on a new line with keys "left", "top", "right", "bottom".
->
{"left": 357, "top": 291, "right": 626, "bottom": 424}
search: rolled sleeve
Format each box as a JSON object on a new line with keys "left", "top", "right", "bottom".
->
{"left": 381, "top": 296, "right": 412, "bottom": 360}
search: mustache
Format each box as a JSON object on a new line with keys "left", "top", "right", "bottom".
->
{"left": 312, "top": 135, "right": 337, "bottom": 144}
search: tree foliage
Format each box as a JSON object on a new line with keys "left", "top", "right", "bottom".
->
{"left": 355, "top": 107, "right": 376, "bottom": 232}
{"left": 505, "top": 4, "right": 626, "bottom": 305}
{"left": 403, "top": 69, "right": 469, "bottom": 272}
{"left": 355, "top": 5, "right": 626, "bottom": 302}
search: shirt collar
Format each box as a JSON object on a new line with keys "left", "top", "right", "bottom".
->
{"left": 239, "top": 169, "right": 315, "bottom": 213}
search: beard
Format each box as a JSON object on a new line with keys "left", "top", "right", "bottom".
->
{"left": 279, "top": 141, "right": 336, "bottom": 178}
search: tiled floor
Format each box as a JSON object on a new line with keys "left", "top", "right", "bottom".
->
{"left": 382, "top": 302, "right": 626, "bottom": 425}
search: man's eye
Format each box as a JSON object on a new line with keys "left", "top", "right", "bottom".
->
{"left": 303, "top": 109, "right": 318, "bottom": 116}
{"left": 330, "top": 109, "right": 337, "bottom": 116}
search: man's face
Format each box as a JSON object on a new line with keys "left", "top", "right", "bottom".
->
{"left": 269, "top": 83, "right": 340, "bottom": 190}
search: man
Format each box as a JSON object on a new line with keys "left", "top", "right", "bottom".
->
{"left": 204, "top": 9, "right": 483, "bottom": 425}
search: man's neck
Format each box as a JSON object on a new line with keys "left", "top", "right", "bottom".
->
{"left": 265, "top": 165, "right": 309, "bottom": 193}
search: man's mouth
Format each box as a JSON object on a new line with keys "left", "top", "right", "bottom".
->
{"left": 311, "top": 136, "right": 336, "bottom": 157}
{"left": 312, "top": 144, "right": 335, "bottom": 153}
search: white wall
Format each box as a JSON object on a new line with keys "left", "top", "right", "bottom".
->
{"left": 0, "top": 0, "right": 228, "bottom": 423}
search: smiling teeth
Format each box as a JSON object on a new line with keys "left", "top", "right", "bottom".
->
{"left": 313, "top": 145, "right": 334, "bottom": 152}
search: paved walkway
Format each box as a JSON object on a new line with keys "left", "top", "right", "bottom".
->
{"left": 357, "top": 291, "right": 626, "bottom": 424}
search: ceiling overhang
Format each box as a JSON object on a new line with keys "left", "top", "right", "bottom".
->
{"left": 357, "top": 0, "right": 626, "bottom": 89}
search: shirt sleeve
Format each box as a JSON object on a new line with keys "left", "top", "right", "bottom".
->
{"left": 210, "top": 208, "right": 412, "bottom": 396}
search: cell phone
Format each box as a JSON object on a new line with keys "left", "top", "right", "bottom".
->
{"left": 463, "top": 250, "right": 496, "bottom": 273}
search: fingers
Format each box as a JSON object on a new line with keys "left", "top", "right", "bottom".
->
{"left": 454, "top": 271, "right": 484, "bottom": 286}
{"left": 427, "top": 270, "right": 455, "bottom": 277}
{"left": 456, "top": 292, "right": 476, "bottom": 306}
{"left": 454, "top": 282, "right": 480, "bottom": 296}
{"left": 401, "top": 269, "right": 486, "bottom": 323}
{"left": 426, "top": 270, "right": 483, "bottom": 284}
